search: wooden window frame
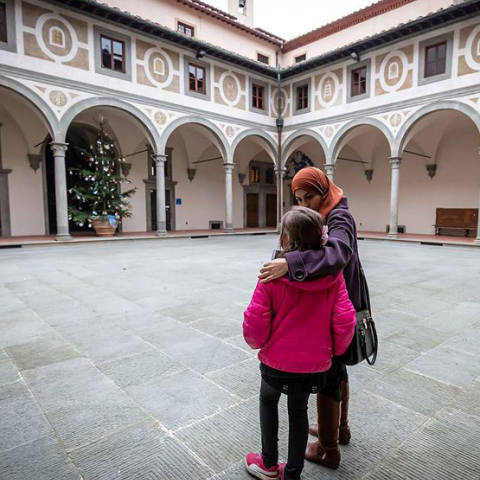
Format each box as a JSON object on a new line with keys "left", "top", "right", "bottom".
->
{"left": 296, "top": 84, "right": 309, "bottom": 111}
{"left": 177, "top": 21, "right": 194, "bottom": 37}
{"left": 295, "top": 54, "right": 306, "bottom": 64}
{"left": 100, "top": 34, "right": 126, "bottom": 73}
{"left": 0, "top": 2, "right": 7, "bottom": 44}
{"left": 257, "top": 53, "right": 270, "bottom": 65}
{"left": 252, "top": 83, "right": 265, "bottom": 110}
{"left": 188, "top": 63, "right": 206, "bottom": 95}
{"left": 424, "top": 41, "right": 447, "bottom": 78}
{"left": 351, "top": 66, "right": 367, "bottom": 97}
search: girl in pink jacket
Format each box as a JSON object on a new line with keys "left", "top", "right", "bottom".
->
{"left": 243, "top": 206, "right": 356, "bottom": 480}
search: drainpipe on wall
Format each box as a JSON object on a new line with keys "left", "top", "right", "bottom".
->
{"left": 275, "top": 48, "right": 284, "bottom": 228}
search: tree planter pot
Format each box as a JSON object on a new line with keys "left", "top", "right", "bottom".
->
{"left": 91, "top": 217, "right": 118, "bottom": 237}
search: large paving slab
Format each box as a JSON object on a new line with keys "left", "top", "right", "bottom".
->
{"left": 0, "top": 237, "right": 480, "bottom": 479}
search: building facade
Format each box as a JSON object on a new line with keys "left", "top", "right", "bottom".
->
{"left": 0, "top": 0, "right": 479, "bottom": 243}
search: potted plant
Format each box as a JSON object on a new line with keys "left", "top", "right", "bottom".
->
{"left": 68, "top": 119, "right": 136, "bottom": 237}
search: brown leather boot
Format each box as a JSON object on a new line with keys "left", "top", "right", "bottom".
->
{"left": 308, "top": 381, "right": 351, "bottom": 446}
{"left": 339, "top": 381, "right": 351, "bottom": 445}
{"left": 305, "top": 394, "right": 341, "bottom": 469}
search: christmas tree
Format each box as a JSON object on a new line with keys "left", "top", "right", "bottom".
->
{"left": 68, "top": 118, "right": 136, "bottom": 229}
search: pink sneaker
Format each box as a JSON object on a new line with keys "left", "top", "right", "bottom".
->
{"left": 245, "top": 452, "right": 279, "bottom": 480}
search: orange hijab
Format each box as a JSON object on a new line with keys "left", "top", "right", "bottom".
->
{"left": 291, "top": 167, "right": 344, "bottom": 218}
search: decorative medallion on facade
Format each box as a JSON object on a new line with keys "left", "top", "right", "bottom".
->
{"left": 136, "top": 40, "right": 180, "bottom": 92}
{"left": 459, "top": 23, "right": 480, "bottom": 76}
{"left": 224, "top": 125, "right": 236, "bottom": 138}
{"left": 219, "top": 72, "right": 242, "bottom": 106}
{"left": 49, "top": 90, "right": 68, "bottom": 107}
{"left": 144, "top": 48, "right": 174, "bottom": 88}
{"left": 375, "top": 46, "right": 413, "bottom": 95}
{"left": 389, "top": 113, "right": 403, "bottom": 128}
{"left": 316, "top": 69, "right": 342, "bottom": 110}
{"left": 271, "top": 88, "right": 289, "bottom": 118}
{"left": 154, "top": 111, "right": 168, "bottom": 126}
{"left": 324, "top": 126, "right": 335, "bottom": 138}
{"left": 22, "top": 4, "right": 89, "bottom": 70}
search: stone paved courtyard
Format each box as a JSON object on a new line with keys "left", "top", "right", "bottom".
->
{"left": 1, "top": 236, "right": 480, "bottom": 480}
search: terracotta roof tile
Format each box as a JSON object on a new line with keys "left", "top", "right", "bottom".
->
{"left": 283, "top": 0, "right": 420, "bottom": 53}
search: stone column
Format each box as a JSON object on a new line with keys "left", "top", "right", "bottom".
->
{"left": 388, "top": 156, "right": 403, "bottom": 238}
{"left": 275, "top": 167, "right": 286, "bottom": 228}
{"left": 50, "top": 142, "right": 72, "bottom": 241}
{"left": 475, "top": 166, "right": 480, "bottom": 245}
{"left": 0, "top": 123, "right": 12, "bottom": 237}
{"left": 223, "top": 163, "right": 234, "bottom": 232}
{"left": 152, "top": 154, "right": 168, "bottom": 236}
{"left": 324, "top": 163, "right": 336, "bottom": 182}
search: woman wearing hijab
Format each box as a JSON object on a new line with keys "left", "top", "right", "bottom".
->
{"left": 259, "top": 167, "right": 365, "bottom": 469}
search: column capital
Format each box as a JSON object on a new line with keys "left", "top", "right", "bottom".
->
{"left": 389, "top": 156, "right": 402, "bottom": 168}
{"left": 223, "top": 162, "right": 235, "bottom": 173}
{"left": 324, "top": 163, "right": 336, "bottom": 173}
{"left": 152, "top": 154, "right": 167, "bottom": 165}
{"left": 50, "top": 142, "right": 69, "bottom": 155}
{"left": 274, "top": 167, "right": 286, "bottom": 178}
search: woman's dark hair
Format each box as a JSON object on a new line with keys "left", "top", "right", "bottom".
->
{"left": 280, "top": 206, "right": 325, "bottom": 254}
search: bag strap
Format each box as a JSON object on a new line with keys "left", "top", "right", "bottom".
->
{"left": 361, "top": 319, "right": 378, "bottom": 366}
{"left": 358, "top": 257, "right": 371, "bottom": 314}
{"left": 358, "top": 256, "right": 378, "bottom": 365}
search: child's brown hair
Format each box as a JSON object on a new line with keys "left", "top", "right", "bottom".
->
{"left": 280, "top": 206, "right": 325, "bottom": 254}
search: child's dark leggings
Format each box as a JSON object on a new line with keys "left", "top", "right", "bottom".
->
{"left": 260, "top": 379, "right": 310, "bottom": 480}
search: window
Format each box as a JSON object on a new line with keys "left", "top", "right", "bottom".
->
{"left": 351, "top": 66, "right": 367, "bottom": 97}
{"left": 250, "top": 166, "right": 260, "bottom": 184}
{"left": 189, "top": 63, "right": 206, "bottom": 94}
{"left": 296, "top": 84, "right": 309, "bottom": 110}
{"left": 425, "top": 42, "right": 447, "bottom": 78}
{"left": 0, "top": 3, "right": 7, "bottom": 43}
{"left": 388, "top": 61, "right": 399, "bottom": 80}
{"left": 266, "top": 168, "right": 275, "bottom": 185}
{"left": 101, "top": 35, "right": 125, "bottom": 72}
{"left": 252, "top": 84, "right": 265, "bottom": 110}
{"left": 295, "top": 54, "right": 306, "bottom": 63}
{"left": 257, "top": 53, "right": 270, "bottom": 65}
{"left": 177, "top": 21, "right": 194, "bottom": 37}
{"left": 49, "top": 27, "right": 65, "bottom": 48}
{"left": 153, "top": 57, "right": 165, "bottom": 75}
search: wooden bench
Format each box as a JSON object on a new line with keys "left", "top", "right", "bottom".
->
{"left": 435, "top": 208, "right": 478, "bottom": 236}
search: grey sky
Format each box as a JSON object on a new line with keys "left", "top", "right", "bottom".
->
{"left": 206, "top": 0, "right": 378, "bottom": 40}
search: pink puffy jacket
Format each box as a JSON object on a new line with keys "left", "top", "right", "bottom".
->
{"left": 243, "top": 273, "right": 356, "bottom": 374}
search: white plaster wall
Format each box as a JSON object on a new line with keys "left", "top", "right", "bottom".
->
{"left": 102, "top": 0, "right": 278, "bottom": 61}
{"left": 398, "top": 120, "right": 480, "bottom": 234}
{"left": 335, "top": 118, "right": 480, "bottom": 234}
{"left": 2, "top": 116, "right": 46, "bottom": 235}
{"left": 283, "top": 0, "right": 455, "bottom": 65}
{"left": 336, "top": 153, "right": 391, "bottom": 233}
{"left": 169, "top": 140, "right": 229, "bottom": 230}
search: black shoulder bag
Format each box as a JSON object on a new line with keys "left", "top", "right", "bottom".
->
{"left": 338, "top": 261, "right": 378, "bottom": 366}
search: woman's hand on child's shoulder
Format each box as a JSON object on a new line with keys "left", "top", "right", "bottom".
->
{"left": 259, "top": 259, "right": 288, "bottom": 283}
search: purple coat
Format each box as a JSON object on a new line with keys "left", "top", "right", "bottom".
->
{"left": 285, "top": 198, "right": 363, "bottom": 311}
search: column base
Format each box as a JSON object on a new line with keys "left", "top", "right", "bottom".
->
{"left": 224, "top": 226, "right": 234, "bottom": 233}
{"left": 156, "top": 230, "right": 168, "bottom": 237}
{"left": 55, "top": 234, "right": 73, "bottom": 242}
{"left": 387, "top": 233, "right": 400, "bottom": 239}
{"left": 474, "top": 238, "right": 480, "bottom": 246}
